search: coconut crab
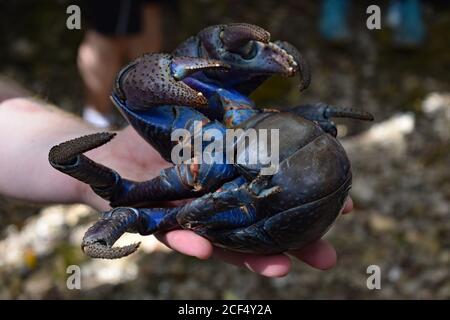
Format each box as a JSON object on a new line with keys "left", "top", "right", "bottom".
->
{"left": 49, "top": 23, "right": 373, "bottom": 259}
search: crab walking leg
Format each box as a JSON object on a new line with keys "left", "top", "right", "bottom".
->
{"left": 81, "top": 176, "right": 281, "bottom": 259}
{"left": 110, "top": 160, "right": 238, "bottom": 207}
{"left": 49, "top": 132, "right": 195, "bottom": 204}
{"left": 49, "top": 132, "right": 121, "bottom": 199}
{"left": 81, "top": 204, "right": 253, "bottom": 259}
{"left": 49, "top": 132, "right": 239, "bottom": 206}
{"left": 80, "top": 203, "right": 252, "bottom": 259}
{"left": 290, "top": 103, "right": 374, "bottom": 136}
{"left": 81, "top": 206, "right": 181, "bottom": 259}
{"left": 176, "top": 175, "right": 281, "bottom": 229}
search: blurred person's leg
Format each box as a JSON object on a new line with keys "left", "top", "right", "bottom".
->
{"left": 77, "top": 30, "right": 125, "bottom": 128}
{"left": 319, "top": 0, "right": 352, "bottom": 43}
{"left": 78, "top": 0, "right": 162, "bottom": 128}
{"left": 388, "top": 0, "right": 425, "bottom": 47}
{"left": 128, "top": 1, "right": 162, "bottom": 60}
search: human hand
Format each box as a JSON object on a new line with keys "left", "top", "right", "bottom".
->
{"left": 0, "top": 97, "right": 352, "bottom": 277}
{"left": 155, "top": 198, "right": 353, "bottom": 277}
{"left": 82, "top": 126, "right": 354, "bottom": 277}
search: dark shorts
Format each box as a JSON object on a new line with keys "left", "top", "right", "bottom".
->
{"left": 84, "top": 0, "right": 160, "bottom": 36}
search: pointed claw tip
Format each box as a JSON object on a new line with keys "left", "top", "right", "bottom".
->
{"left": 272, "top": 41, "right": 310, "bottom": 89}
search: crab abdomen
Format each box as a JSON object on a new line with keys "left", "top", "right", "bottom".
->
{"left": 201, "top": 173, "right": 350, "bottom": 254}
{"left": 200, "top": 112, "right": 351, "bottom": 253}
{"left": 266, "top": 131, "right": 350, "bottom": 213}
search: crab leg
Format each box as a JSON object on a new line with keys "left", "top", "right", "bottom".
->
{"left": 49, "top": 132, "right": 197, "bottom": 205}
{"left": 48, "top": 132, "right": 121, "bottom": 199}
{"left": 290, "top": 103, "right": 374, "bottom": 136}
{"left": 81, "top": 175, "right": 281, "bottom": 259}
{"left": 292, "top": 102, "right": 374, "bottom": 121}
{"left": 176, "top": 175, "right": 281, "bottom": 229}
{"left": 49, "top": 131, "right": 239, "bottom": 207}
{"left": 81, "top": 207, "right": 180, "bottom": 259}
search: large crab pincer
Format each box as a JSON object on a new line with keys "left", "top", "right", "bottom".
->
{"left": 173, "top": 23, "right": 311, "bottom": 99}
{"left": 49, "top": 24, "right": 373, "bottom": 259}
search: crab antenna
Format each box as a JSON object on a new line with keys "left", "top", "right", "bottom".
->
{"left": 324, "top": 105, "right": 374, "bottom": 121}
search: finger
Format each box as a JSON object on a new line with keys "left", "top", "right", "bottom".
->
{"left": 289, "top": 239, "right": 337, "bottom": 270}
{"left": 212, "top": 247, "right": 292, "bottom": 278}
{"left": 342, "top": 196, "right": 353, "bottom": 214}
{"left": 155, "top": 230, "right": 213, "bottom": 260}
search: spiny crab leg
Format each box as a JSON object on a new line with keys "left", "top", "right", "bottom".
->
{"left": 81, "top": 207, "right": 141, "bottom": 259}
{"left": 114, "top": 53, "right": 230, "bottom": 109}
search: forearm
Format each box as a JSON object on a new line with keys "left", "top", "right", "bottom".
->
{"left": 0, "top": 98, "right": 98, "bottom": 205}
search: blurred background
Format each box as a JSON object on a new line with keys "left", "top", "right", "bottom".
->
{"left": 0, "top": 0, "right": 449, "bottom": 299}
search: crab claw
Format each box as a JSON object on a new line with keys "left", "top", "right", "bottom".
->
{"left": 114, "top": 53, "right": 230, "bottom": 110}
{"left": 191, "top": 23, "right": 310, "bottom": 92}
{"left": 200, "top": 23, "right": 297, "bottom": 77}
{"left": 219, "top": 23, "right": 271, "bottom": 52}
{"left": 81, "top": 208, "right": 141, "bottom": 259}
{"left": 273, "top": 40, "right": 311, "bottom": 91}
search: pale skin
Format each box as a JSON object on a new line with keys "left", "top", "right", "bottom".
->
{"left": 0, "top": 97, "right": 353, "bottom": 277}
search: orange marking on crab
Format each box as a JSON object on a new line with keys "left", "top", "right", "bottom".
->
{"left": 225, "top": 116, "right": 235, "bottom": 128}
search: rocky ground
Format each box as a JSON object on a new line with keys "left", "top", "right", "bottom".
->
{"left": 0, "top": 0, "right": 449, "bottom": 299}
